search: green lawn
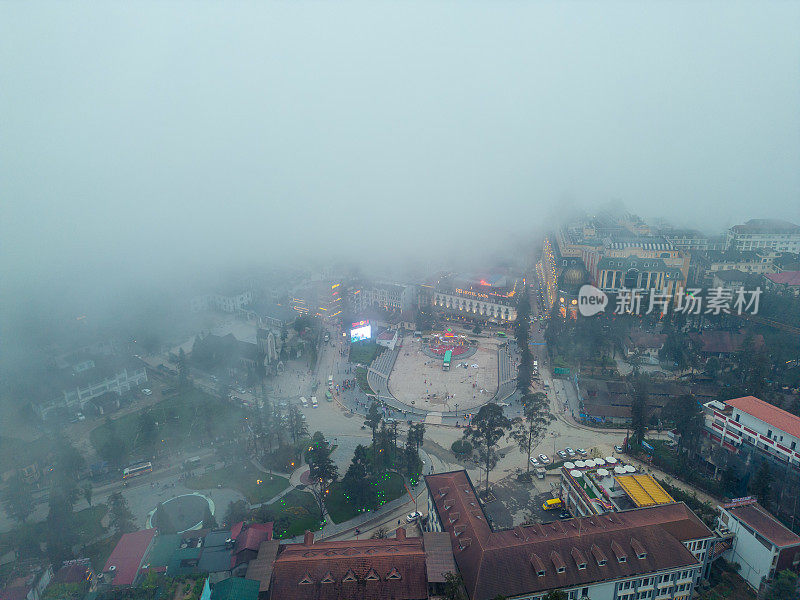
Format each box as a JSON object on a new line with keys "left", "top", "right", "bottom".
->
{"left": 90, "top": 388, "right": 248, "bottom": 460}
{"left": 355, "top": 366, "right": 374, "bottom": 395}
{"left": 325, "top": 471, "right": 407, "bottom": 524}
{"left": 261, "top": 489, "right": 322, "bottom": 539}
{"left": 349, "top": 341, "right": 384, "bottom": 366}
{"left": 184, "top": 463, "right": 288, "bottom": 504}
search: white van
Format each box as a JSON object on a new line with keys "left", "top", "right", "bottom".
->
{"left": 300, "top": 397, "right": 308, "bottom": 407}
{"left": 311, "top": 396, "right": 319, "bottom": 408}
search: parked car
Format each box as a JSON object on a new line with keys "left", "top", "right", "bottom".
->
{"left": 538, "top": 454, "right": 551, "bottom": 464}
{"left": 576, "top": 448, "right": 588, "bottom": 457}
{"left": 406, "top": 511, "right": 422, "bottom": 522}
{"left": 614, "top": 445, "right": 624, "bottom": 453}
{"left": 529, "top": 457, "right": 539, "bottom": 466}
{"left": 565, "top": 448, "right": 576, "bottom": 457}
{"left": 557, "top": 450, "right": 567, "bottom": 459}
{"left": 142, "top": 388, "right": 152, "bottom": 396}
{"left": 558, "top": 510, "right": 572, "bottom": 520}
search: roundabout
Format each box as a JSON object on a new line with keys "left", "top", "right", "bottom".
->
{"left": 147, "top": 493, "right": 214, "bottom": 534}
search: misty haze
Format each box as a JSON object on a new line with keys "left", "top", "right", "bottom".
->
{"left": 1, "top": 3, "right": 799, "bottom": 600}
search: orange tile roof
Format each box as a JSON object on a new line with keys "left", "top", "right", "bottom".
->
{"left": 726, "top": 396, "right": 800, "bottom": 440}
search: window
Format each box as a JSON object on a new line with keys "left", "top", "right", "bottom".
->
{"left": 557, "top": 566, "right": 566, "bottom": 574}
{"left": 735, "top": 414, "right": 740, "bottom": 422}
{"left": 578, "top": 563, "right": 586, "bottom": 570}
{"left": 537, "top": 569, "right": 545, "bottom": 577}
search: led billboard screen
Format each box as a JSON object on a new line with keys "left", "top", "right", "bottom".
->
{"left": 350, "top": 320, "right": 371, "bottom": 342}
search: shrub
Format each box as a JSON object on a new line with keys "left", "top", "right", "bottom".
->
{"left": 451, "top": 439, "right": 473, "bottom": 457}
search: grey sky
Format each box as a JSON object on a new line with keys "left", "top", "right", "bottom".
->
{"left": 2, "top": 1, "right": 799, "bottom": 290}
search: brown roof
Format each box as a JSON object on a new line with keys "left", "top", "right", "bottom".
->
{"left": 245, "top": 540, "right": 279, "bottom": 593}
{"left": 270, "top": 530, "right": 429, "bottom": 600}
{"left": 726, "top": 396, "right": 800, "bottom": 440}
{"left": 690, "top": 331, "right": 764, "bottom": 355}
{"left": 726, "top": 501, "right": 800, "bottom": 548}
{"left": 425, "top": 471, "right": 712, "bottom": 600}
{"left": 422, "top": 532, "right": 457, "bottom": 583}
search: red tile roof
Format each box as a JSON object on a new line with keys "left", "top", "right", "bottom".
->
{"left": 726, "top": 396, "right": 800, "bottom": 440}
{"left": 425, "top": 471, "right": 712, "bottom": 600}
{"left": 103, "top": 529, "right": 157, "bottom": 586}
{"left": 270, "top": 530, "right": 429, "bottom": 600}
{"left": 766, "top": 271, "right": 800, "bottom": 286}
{"left": 726, "top": 500, "right": 800, "bottom": 548}
{"left": 231, "top": 523, "right": 273, "bottom": 568}
{"left": 690, "top": 331, "right": 764, "bottom": 354}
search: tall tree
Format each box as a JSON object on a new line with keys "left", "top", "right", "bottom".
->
{"left": 305, "top": 431, "right": 339, "bottom": 523}
{"left": 463, "top": 403, "right": 512, "bottom": 492}
{"left": 364, "top": 403, "right": 383, "bottom": 460}
{"left": 82, "top": 484, "right": 93, "bottom": 507}
{"left": 750, "top": 461, "right": 774, "bottom": 509}
{"left": 511, "top": 393, "right": 553, "bottom": 476}
{"left": 1, "top": 472, "right": 34, "bottom": 523}
{"left": 54, "top": 436, "right": 85, "bottom": 481}
{"left": 46, "top": 489, "right": 77, "bottom": 564}
{"left": 661, "top": 395, "right": 703, "bottom": 455}
{"left": 629, "top": 374, "right": 648, "bottom": 448}
{"left": 342, "top": 445, "right": 375, "bottom": 510}
{"left": 287, "top": 404, "right": 309, "bottom": 445}
{"left": 765, "top": 569, "right": 799, "bottom": 600}
{"left": 443, "top": 572, "right": 466, "bottom": 600}
{"left": 409, "top": 423, "right": 426, "bottom": 453}
{"left": 108, "top": 491, "right": 136, "bottom": 534}
{"left": 137, "top": 412, "right": 158, "bottom": 455}
{"left": 224, "top": 500, "right": 249, "bottom": 526}
{"left": 178, "top": 347, "right": 189, "bottom": 389}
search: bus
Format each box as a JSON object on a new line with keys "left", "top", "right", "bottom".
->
{"left": 325, "top": 390, "right": 333, "bottom": 402}
{"left": 123, "top": 462, "right": 153, "bottom": 480}
{"left": 542, "top": 498, "right": 562, "bottom": 510}
{"left": 442, "top": 350, "right": 452, "bottom": 371}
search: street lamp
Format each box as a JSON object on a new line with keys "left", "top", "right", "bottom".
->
{"left": 454, "top": 403, "right": 459, "bottom": 419}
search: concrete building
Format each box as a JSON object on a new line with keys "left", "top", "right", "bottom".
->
{"left": 430, "top": 273, "right": 519, "bottom": 324}
{"left": 425, "top": 470, "right": 714, "bottom": 600}
{"left": 727, "top": 219, "right": 800, "bottom": 253}
{"left": 351, "top": 281, "right": 416, "bottom": 313}
{"left": 32, "top": 355, "right": 148, "bottom": 420}
{"left": 192, "top": 290, "right": 254, "bottom": 313}
{"left": 703, "top": 396, "right": 800, "bottom": 474}
{"left": 716, "top": 497, "right": 800, "bottom": 591}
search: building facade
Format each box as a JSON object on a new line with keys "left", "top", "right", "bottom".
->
{"left": 727, "top": 220, "right": 800, "bottom": 253}
{"left": 716, "top": 497, "right": 800, "bottom": 591}
{"left": 192, "top": 291, "right": 254, "bottom": 313}
{"left": 424, "top": 470, "right": 713, "bottom": 600}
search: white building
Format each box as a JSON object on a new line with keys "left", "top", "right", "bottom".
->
{"left": 703, "top": 396, "right": 800, "bottom": 472}
{"left": 191, "top": 290, "right": 253, "bottom": 313}
{"left": 716, "top": 497, "right": 800, "bottom": 591}
{"left": 432, "top": 291, "right": 516, "bottom": 323}
{"left": 34, "top": 358, "right": 148, "bottom": 420}
{"left": 727, "top": 220, "right": 800, "bottom": 253}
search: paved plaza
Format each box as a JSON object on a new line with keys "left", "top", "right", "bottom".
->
{"left": 387, "top": 335, "right": 499, "bottom": 413}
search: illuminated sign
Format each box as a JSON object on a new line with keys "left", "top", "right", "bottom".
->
{"left": 350, "top": 320, "right": 371, "bottom": 342}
